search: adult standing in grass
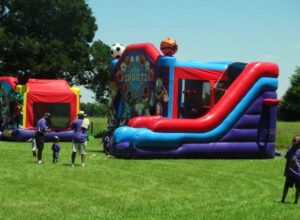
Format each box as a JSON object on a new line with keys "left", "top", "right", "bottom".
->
{"left": 35, "top": 112, "right": 52, "bottom": 164}
{"left": 71, "top": 111, "right": 89, "bottom": 167}
{"left": 281, "top": 135, "right": 300, "bottom": 204}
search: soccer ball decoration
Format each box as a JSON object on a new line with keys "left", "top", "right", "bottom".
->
{"left": 160, "top": 37, "right": 178, "bottom": 56}
{"left": 110, "top": 43, "right": 125, "bottom": 59}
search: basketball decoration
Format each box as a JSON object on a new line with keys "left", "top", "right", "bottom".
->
{"left": 116, "top": 71, "right": 124, "bottom": 82}
{"left": 139, "top": 55, "right": 146, "bottom": 65}
{"left": 160, "top": 37, "right": 178, "bottom": 56}
{"left": 125, "top": 56, "right": 131, "bottom": 65}
{"left": 123, "top": 84, "right": 128, "bottom": 93}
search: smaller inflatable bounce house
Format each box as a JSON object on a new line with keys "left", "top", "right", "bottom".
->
{"left": 106, "top": 40, "right": 280, "bottom": 159}
{"left": 0, "top": 76, "right": 80, "bottom": 141}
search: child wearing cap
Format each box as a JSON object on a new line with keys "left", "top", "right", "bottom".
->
{"left": 51, "top": 136, "right": 61, "bottom": 164}
{"left": 281, "top": 135, "right": 300, "bottom": 204}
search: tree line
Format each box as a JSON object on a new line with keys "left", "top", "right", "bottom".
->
{"left": 80, "top": 102, "right": 108, "bottom": 117}
{"left": 0, "top": 0, "right": 110, "bottom": 102}
{"left": 278, "top": 66, "right": 300, "bottom": 121}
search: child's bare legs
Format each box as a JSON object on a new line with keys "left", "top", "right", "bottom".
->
{"left": 81, "top": 154, "right": 85, "bottom": 166}
{"left": 281, "top": 185, "right": 289, "bottom": 203}
{"left": 53, "top": 154, "right": 58, "bottom": 164}
{"left": 71, "top": 152, "right": 76, "bottom": 165}
{"left": 294, "top": 188, "right": 300, "bottom": 204}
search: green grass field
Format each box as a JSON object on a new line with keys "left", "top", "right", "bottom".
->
{"left": 1, "top": 121, "right": 300, "bottom": 219}
{"left": 276, "top": 121, "right": 300, "bottom": 149}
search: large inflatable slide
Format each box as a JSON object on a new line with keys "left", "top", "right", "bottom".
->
{"left": 0, "top": 76, "right": 80, "bottom": 141}
{"left": 107, "top": 41, "right": 279, "bottom": 159}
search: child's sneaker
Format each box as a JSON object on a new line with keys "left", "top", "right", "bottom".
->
{"left": 81, "top": 163, "right": 85, "bottom": 167}
{"left": 104, "top": 155, "right": 112, "bottom": 160}
{"left": 71, "top": 164, "right": 75, "bottom": 167}
{"left": 37, "top": 160, "right": 43, "bottom": 164}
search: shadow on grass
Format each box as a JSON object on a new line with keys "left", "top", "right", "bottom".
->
{"left": 87, "top": 149, "right": 102, "bottom": 153}
{"left": 275, "top": 200, "right": 297, "bottom": 205}
{"left": 61, "top": 163, "right": 83, "bottom": 167}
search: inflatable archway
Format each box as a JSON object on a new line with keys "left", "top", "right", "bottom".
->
{"left": 106, "top": 43, "right": 279, "bottom": 159}
{"left": 0, "top": 77, "right": 80, "bottom": 141}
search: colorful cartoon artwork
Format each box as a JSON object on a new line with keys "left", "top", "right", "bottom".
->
{"left": 153, "top": 77, "right": 169, "bottom": 115}
{"left": 0, "top": 81, "right": 18, "bottom": 129}
{"left": 107, "top": 81, "right": 118, "bottom": 130}
{"left": 141, "top": 86, "right": 150, "bottom": 116}
{"left": 109, "top": 51, "right": 169, "bottom": 128}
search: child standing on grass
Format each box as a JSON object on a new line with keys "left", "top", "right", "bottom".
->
{"left": 52, "top": 136, "right": 61, "bottom": 164}
{"left": 281, "top": 135, "right": 300, "bottom": 204}
{"left": 102, "top": 132, "right": 111, "bottom": 156}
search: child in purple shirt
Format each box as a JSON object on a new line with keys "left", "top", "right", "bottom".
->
{"left": 52, "top": 136, "right": 61, "bottom": 164}
{"left": 281, "top": 135, "right": 300, "bottom": 204}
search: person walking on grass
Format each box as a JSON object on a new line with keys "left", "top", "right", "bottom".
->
{"left": 35, "top": 112, "right": 51, "bottom": 164}
{"left": 281, "top": 135, "right": 300, "bottom": 204}
{"left": 70, "top": 111, "right": 89, "bottom": 167}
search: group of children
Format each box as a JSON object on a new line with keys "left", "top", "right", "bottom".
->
{"left": 32, "top": 134, "right": 61, "bottom": 164}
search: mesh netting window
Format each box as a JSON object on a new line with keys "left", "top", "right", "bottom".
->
{"left": 178, "top": 79, "right": 211, "bottom": 118}
{"left": 33, "top": 102, "right": 71, "bottom": 129}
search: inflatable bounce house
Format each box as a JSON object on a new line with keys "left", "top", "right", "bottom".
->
{"left": 0, "top": 76, "right": 80, "bottom": 141}
{"left": 106, "top": 38, "right": 280, "bottom": 159}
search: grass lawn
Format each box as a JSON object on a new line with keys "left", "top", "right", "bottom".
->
{"left": 276, "top": 121, "right": 300, "bottom": 148}
{"left": 1, "top": 120, "right": 300, "bottom": 219}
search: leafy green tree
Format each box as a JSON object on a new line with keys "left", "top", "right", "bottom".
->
{"left": 80, "top": 102, "right": 108, "bottom": 117}
{"left": 0, "top": 0, "right": 97, "bottom": 84}
{"left": 278, "top": 66, "right": 300, "bottom": 121}
{"left": 85, "top": 40, "right": 111, "bottom": 103}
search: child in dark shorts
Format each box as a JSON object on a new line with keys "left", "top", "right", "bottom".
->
{"left": 281, "top": 135, "right": 300, "bottom": 204}
{"left": 52, "top": 136, "right": 61, "bottom": 164}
